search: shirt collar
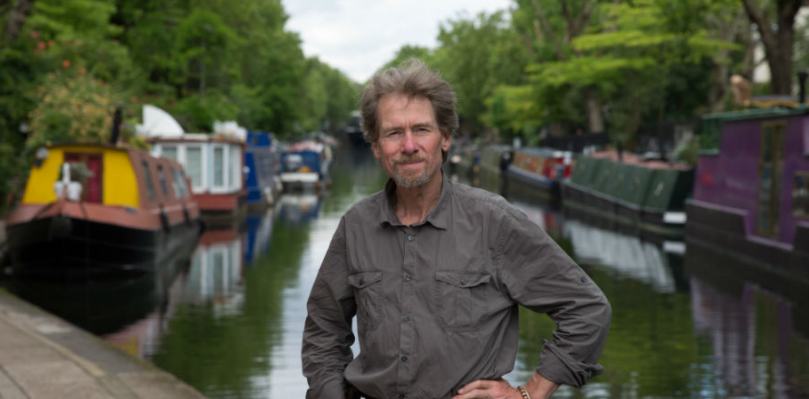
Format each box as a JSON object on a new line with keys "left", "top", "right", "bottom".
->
{"left": 378, "top": 171, "right": 452, "bottom": 230}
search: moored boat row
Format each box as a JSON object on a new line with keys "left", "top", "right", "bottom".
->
{"left": 462, "top": 103, "right": 809, "bottom": 276}
{"left": 3, "top": 104, "right": 337, "bottom": 279}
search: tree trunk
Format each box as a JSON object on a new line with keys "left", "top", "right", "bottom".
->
{"left": 586, "top": 91, "right": 605, "bottom": 133}
{"left": 768, "top": 20, "right": 795, "bottom": 95}
{"left": 739, "top": 0, "right": 802, "bottom": 95}
{"left": 5, "top": 0, "right": 34, "bottom": 43}
{"left": 709, "top": 61, "right": 729, "bottom": 112}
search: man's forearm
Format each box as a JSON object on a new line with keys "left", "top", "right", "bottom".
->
{"left": 523, "top": 371, "right": 559, "bottom": 399}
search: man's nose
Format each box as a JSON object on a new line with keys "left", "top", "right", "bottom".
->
{"left": 402, "top": 130, "right": 418, "bottom": 153}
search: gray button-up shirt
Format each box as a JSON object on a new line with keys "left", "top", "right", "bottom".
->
{"left": 302, "top": 175, "right": 611, "bottom": 399}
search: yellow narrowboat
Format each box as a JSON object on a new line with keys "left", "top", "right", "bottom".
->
{"left": 4, "top": 144, "right": 202, "bottom": 278}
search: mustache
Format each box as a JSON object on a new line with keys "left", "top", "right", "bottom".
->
{"left": 394, "top": 156, "right": 427, "bottom": 164}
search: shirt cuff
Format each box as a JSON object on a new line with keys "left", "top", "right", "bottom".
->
{"left": 306, "top": 375, "right": 350, "bottom": 399}
{"left": 536, "top": 340, "right": 604, "bottom": 388}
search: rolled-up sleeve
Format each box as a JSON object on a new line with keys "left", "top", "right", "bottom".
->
{"left": 496, "top": 208, "right": 611, "bottom": 388}
{"left": 302, "top": 217, "right": 357, "bottom": 399}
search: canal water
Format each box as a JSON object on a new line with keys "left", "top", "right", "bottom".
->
{"left": 3, "top": 146, "right": 809, "bottom": 398}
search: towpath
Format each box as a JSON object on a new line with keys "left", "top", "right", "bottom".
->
{"left": 0, "top": 289, "right": 209, "bottom": 399}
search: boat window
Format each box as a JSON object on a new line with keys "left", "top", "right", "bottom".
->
{"left": 141, "top": 161, "right": 156, "bottom": 203}
{"left": 213, "top": 146, "right": 225, "bottom": 188}
{"left": 161, "top": 146, "right": 177, "bottom": 161}
{"left": 794, "top": 172, "right": 809, "bottom": 218}
{"left": 179, "top": 170, "right": 192, "bottom": 197}
{"left": 170, "top": 167, "right": 188, "bottom": 199}
{"left": 157, "top": 164, "right": 171, "bottom": 199}
{"left": 186, "top": 147, "right": 203, "bottom": 189}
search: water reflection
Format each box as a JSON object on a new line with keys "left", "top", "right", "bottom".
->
{"left": 2, "top": 147, "right": 808, "bottom": 399}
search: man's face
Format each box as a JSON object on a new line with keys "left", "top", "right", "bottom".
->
{"left": 372, "top": 94, "right": 451, "bottom": 189}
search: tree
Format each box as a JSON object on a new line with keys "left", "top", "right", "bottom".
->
{"left": 739, "top": 0, "right": 805, "bottom": 94}
{"left": 3, "top": 0, "right": 35, "bottom": 44}
{"left": 381, "top": 45, "right": 434, "bottom": 72}
{"left": 510, "top": 0, "right": 606, "bottom": 134}
{"left": 433, "top": 11, "right": 531, "bottom": 137}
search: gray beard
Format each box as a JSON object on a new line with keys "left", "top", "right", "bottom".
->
{"left": 394, "top": 167, "right": 431, "bottom": 188}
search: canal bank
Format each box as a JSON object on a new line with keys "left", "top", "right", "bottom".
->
{"left": 0, "top": 288, "right": 209, "bottom": 399}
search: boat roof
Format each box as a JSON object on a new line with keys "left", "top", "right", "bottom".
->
{"left": 587, "top": 150, "right": 692, "bottom": 171}
{"left": 285, "top": 140, "right": 324, "bottom": 153}
{"left": 702, "top": 104, "right": 809, "bottom": 123}
{"left": 515, "top": 147, "right": 569, "bottom": 158}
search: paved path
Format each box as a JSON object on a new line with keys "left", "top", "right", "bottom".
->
{"left": 0, "top": 289, "right": 209, "bottom": 399}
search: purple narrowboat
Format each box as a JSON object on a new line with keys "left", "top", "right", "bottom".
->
{"left": 686, "top": 105, "right": 809, "bottom": 275}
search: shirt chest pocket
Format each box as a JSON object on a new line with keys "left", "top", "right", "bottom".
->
{"left": 434, "top": 272, "right": 491, "bottom": 332}
{"left": 348, "top": 271, "right": 384, "bottom": 332}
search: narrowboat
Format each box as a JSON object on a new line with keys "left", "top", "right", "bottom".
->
{"left": 4, "top": 144, "right": 202, "bottom": 278}
{"left": 244, "top": 131, "right": 282, "bottom": 210}
{"left": 686, "top": 105, "right": 809, "bottom": 274}
{"left": 140, "top": 108, "right": 248, "bottom": 228}
{"left": 561, "top": 150, "right": 695, "bottom": 238}
{"left": 280, "top": 140, "right": 332, "bottom": 191}
{"left": 506, "top": 147, "right": 572, "bottom": 205}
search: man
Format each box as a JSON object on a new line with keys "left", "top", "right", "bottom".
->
{"left": 302, "top": 60, "right": 611, "bottom": 399}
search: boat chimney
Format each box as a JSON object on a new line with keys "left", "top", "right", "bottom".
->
{"left": 110, "top": 106, "right": 122, "bottom": 145}
{"left": 799, "top": 71, "right": 808, "bottom": 104}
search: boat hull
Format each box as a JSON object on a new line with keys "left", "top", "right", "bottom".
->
{"left": 685, "top": 200, "right": 809, "bottom": 277}
{"left": 6, "top": 215, "right": 200, "bottom": 279}
{"left": 506, "top": 165, "right": 561, "bottom": 203}
{"left": 562, "top": 181, "right": 687, "bottom": 239}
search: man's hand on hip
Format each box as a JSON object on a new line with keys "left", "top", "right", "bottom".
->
{"left": 452, "top": 378, "right": 521, "bottom": 399}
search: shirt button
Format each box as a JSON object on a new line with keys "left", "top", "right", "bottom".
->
{"left": 407, "top": 235, "right": 414, "bottom": 241}
{"left": 401, "top": 356, "right": 408, "bottom": 362}
{"left": 581, "top": 277, "right": 587, "bottom": 283}
{"left": 404, "top": 274, "right": 412, "bottom": 281}
{"left": 460, "top": 279, "right": 467, "bottom": 285}
{"left": 403, "top": 315, "right": 410, "bottom": 322}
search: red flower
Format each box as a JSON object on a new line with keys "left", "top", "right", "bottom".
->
{"left": 37, "top": 42, "right": 46, "bottom": 50}
{"left": 31, "top": 31, "right": 39, "bottom": 38}
{"left": 62, "top": 60, "right": 71, "bottom": 68}
{"left": 80, "top": 68, "right": 87, "bottom": 75}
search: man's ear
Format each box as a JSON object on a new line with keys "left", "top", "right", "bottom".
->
{"left": 371, "top": 141, "right": 381, "bottom": 159}
{"left": 441, "top": 134, "right": 452, "bottom": 153}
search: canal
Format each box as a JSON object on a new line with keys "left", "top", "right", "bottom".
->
{"left": 3, "top": 146, "right": 809, "bottom": 398}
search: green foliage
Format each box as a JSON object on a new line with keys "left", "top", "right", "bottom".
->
{"left": 381, "top": 45, "right": 435, "bottom": 72}
{"left": 671, "top": 135, "right": 700, "bottom": 166}
{"left": 27, "top": 71, "right": 121, "bottom": 147}
{"left": 432, "top": 11, "right": 532, "bottom": 134}
{"left": 0, "top": 143, "right": 17, "bottom": 214}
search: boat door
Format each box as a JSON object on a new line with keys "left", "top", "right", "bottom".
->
{"left": 756, "top": 122, "right": 785, "bottom": 238}
{"left": 64, "top": 153, "right": 103, "bottom": 203}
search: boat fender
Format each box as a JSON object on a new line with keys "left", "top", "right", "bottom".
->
{"left": 183, "top": 206, "right": 192, "bottom": 226}
{"left": 159, "top": 209, "right": 170, "bottom": 232}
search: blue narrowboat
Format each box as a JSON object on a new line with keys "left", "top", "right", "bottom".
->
{"left": 244, "top": 131, "right": 282, "bottom": 210}
{"left": 280, "top": 140, "right": 332, "bottom": 191}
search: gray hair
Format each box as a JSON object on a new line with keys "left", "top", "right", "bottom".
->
{"left": 360, "top": 59, "right": 458, "bottom": 146}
